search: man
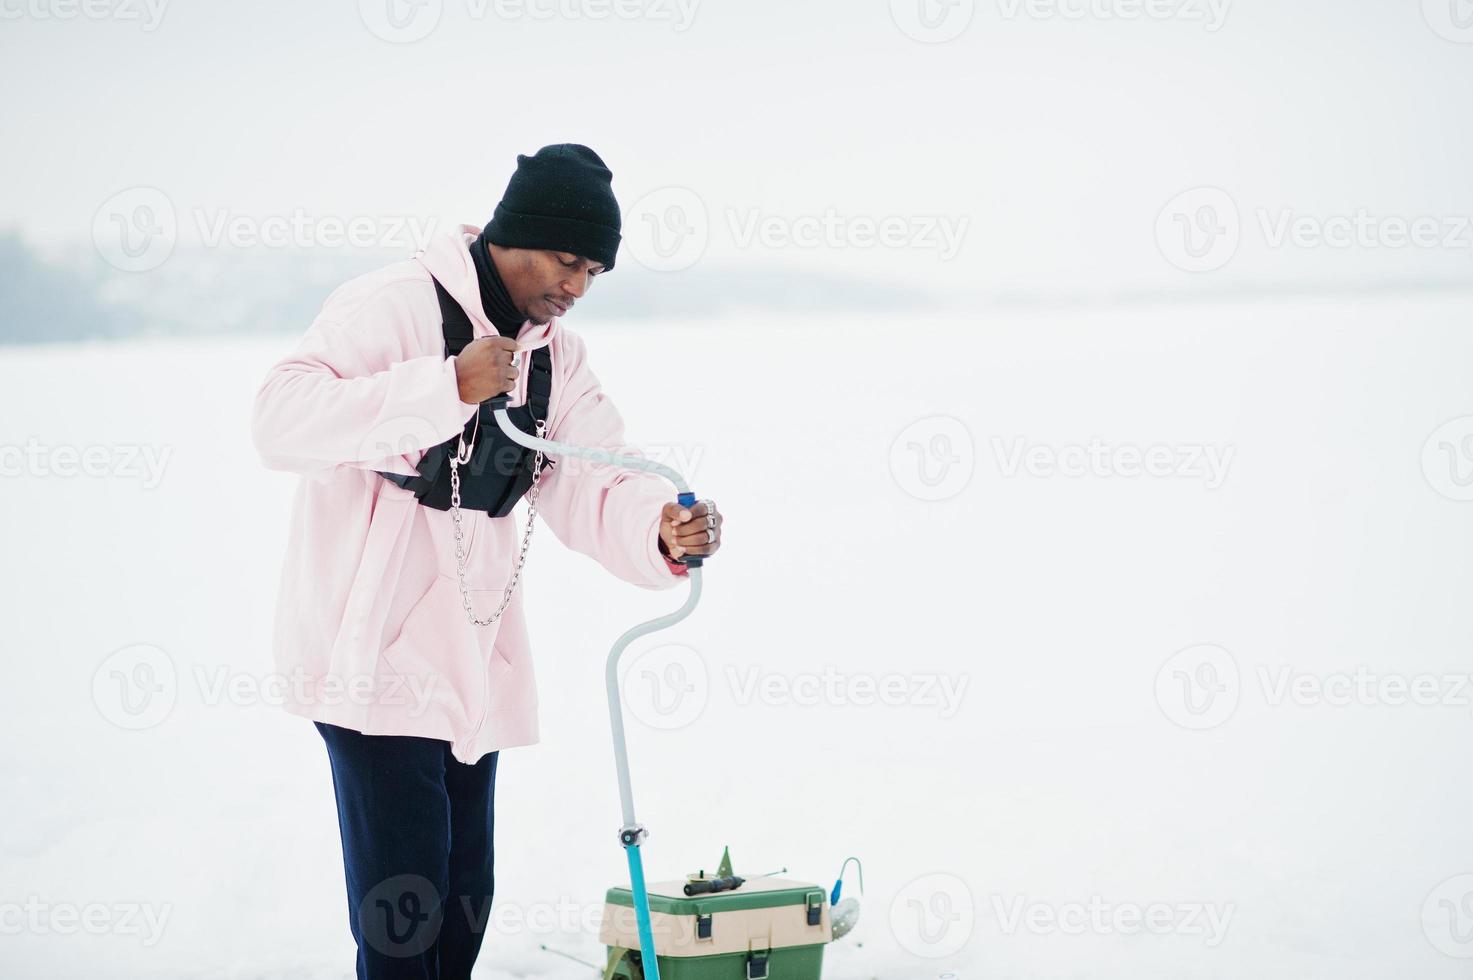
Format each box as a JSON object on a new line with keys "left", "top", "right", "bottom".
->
{"left": 251, "top": 143, "right": 723, "bottom": 979}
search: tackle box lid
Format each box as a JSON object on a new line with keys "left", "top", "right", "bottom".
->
{"left": 604, "top": 875, "right": 827, "bottom": 916}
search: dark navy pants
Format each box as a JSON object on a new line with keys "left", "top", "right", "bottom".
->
{"left": 315, "top": 721, "right": 499, "bottom": 980}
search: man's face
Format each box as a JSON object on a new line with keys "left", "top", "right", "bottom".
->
{"left": 488, "top": 245, "right": 605, "bottom": 325}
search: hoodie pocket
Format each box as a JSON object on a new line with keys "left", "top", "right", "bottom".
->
{"left": 381, "top": 573, "right": 515, "bottom": 679}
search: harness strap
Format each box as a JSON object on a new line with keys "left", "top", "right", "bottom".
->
{"left": 377, "top": 273, "right": 554, "bottom": 515}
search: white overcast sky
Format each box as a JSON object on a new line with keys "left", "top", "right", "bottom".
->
{"left": 3, "top": 0, "right": 1472, "bottom": 294}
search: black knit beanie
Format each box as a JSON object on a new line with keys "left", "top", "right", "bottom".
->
{"left": 483, "top": 144, "right": 621, "bottom": 271}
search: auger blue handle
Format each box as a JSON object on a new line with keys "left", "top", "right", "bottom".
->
{"left": 676, "top": 491, "right": 705, "bottom": 569}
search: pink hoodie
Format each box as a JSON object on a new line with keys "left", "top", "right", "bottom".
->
{"left": 251, "top": 224, "right": 685, "bottom": 764}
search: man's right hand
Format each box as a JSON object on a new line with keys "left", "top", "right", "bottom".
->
{"left": 454, "top": 337, "right": 523, "bottom": 403}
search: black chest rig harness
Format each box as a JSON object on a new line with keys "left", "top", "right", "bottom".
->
{"left": 377, "top": 275, "right": 555, "bottom": 517}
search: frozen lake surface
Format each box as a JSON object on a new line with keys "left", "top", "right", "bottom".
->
{"left": 3, "top": 296, "right": 1473, "bottom": 978}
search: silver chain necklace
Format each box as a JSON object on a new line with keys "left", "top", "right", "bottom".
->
{"left": 448, "top": 412, "right": 547, "bottom": 627}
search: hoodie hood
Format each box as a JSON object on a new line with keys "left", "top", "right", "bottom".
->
{"left": 414, "top": 222, "right": 558, "bottom": 355}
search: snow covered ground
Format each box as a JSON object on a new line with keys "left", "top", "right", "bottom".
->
{"left": 3, "top": 296, "right": 1473, "bottom": 978}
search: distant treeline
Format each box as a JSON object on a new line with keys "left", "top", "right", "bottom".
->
{"left": 0, "top": 231, "right": 929, "bottom": 345}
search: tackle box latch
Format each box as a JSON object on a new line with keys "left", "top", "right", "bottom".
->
{"left": 746, "top": 950, "right": 770, "bottom": 980}
{"left": 806, "top": 889, "right": 824, "bottom": 926}
{"left": 696, "top": 913, "right": 713, "bottom": 940}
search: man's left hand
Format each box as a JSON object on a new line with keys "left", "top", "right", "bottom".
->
{"left": 659, "top": 498, "right": 723, "bottom": 562}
